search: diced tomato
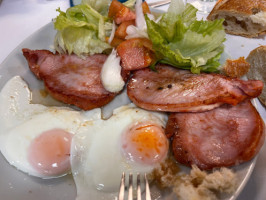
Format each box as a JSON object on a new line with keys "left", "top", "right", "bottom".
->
{"left": 108, "top": 0, "right": 136, "bottom": 24}
{"left": 142, "top": 1, "right": 151, "bottom": 14}
{"left": 117, "top": 38, "right": 155, "bottom": 70}
{"left": 105, "top": 36, "right": 124, "bottom": 48}
{"left": 111, "top": 37, "right": 125, "bottom": 48}
{"left": 115, "top": 20, "right": 135, "bottom": 40}
{"left": 108, "top": 0, "right": 123, "bottom": 18}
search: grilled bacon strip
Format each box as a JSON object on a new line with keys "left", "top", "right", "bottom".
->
{"left": 22, "top": 49, "right": 128, "bottom": 110}
{"left": 127, "top": 64, "right": 263, "bottom": 112}
{"left": 166, "top": 100, "right": 265, "bottom": 170}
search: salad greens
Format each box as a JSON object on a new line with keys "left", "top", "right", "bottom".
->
{"left": 54, "top": 2, "right": 112, "bottom": 57}
{"left": 145, "top": 2, "right": 226, "bottom": 73}
{"left": 81, "top": 0, "right": 110, "bottom": 15}
{"left": 53, "top": 0, "right": 226, "bottom": 74}
{"left": 122, "top": 0, "right": 136, "bottom": 8}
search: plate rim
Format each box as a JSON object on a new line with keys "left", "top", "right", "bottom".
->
{"left": 0, "top": 16, "right": 262, "bottom": 200}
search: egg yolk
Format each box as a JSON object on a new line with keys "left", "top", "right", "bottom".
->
{"left": 28, "top": 128, "right": 72, "bottom": 176}
{"left": 121, "top": 122, "right": 168, "bottom": 165}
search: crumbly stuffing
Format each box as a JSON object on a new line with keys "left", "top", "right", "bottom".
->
{"left": 222, "top": 57, "right": 250, "bottom": 78}
{"left": 153, "top": 161, "right": 237, "bottom": 200}
{"left": 151, "top": 157, "right": 180, "bottom": 188}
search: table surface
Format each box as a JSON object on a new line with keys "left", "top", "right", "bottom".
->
{"left": 0, "top": 0, "right": 265, "bottom": 200}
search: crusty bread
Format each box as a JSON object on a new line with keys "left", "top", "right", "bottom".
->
{"left": 207, "top": 0, "right": 266, "bottom": 38}
{"left": 246, "top": 45, "right": 266, "bottom": 106}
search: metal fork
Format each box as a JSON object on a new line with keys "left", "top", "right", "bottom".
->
{"left": 118, "top": 172, "right": 152, "bottom": 200}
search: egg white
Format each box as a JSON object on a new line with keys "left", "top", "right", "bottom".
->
{"left": 0, "top": 76, "right": 170, "bottom": 198}
{"left": 0, "top": 76, "right": 101, "bottom": 178}
{"left": 0, "top": 76, "right": 47, "bottom": 133}
{"left": 71, "top": 104, "right": 168, "bottom": 200}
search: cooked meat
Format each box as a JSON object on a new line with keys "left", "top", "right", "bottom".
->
{"left": 22, "top": 48, "right": 128, "bottom": 110}
{"left": 166, "top": 100, "right": 265, "bottom": 170}
{"left": 127, "top": 65, "right": 263, "bottom": 112}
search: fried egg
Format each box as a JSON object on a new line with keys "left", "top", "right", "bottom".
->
{"left": 0, "top": 76, "right": 101, "bottom": 178}
{"left": 0, "top": 76, "right": 170, "bottom": 199}
{"left": 71, "top": 104, "right": 169, "bottom": 200}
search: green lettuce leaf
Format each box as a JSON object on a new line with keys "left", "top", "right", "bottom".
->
{"left": 123, "top": 0, "right": 136, "bottom": 9}
{"left": 81, "top": 0, "right": 110, "bottom": 15}
{"left": 54, "top": 4, "right": 111, "bottom": 57}
{"left": 146, "top": 3, "right": 226, "bottom": 73}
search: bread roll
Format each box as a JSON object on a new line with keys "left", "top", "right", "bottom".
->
{"left": 246, "top": 45, "right": 266, "bottom": 106}
{"left": 207, "top": 0, "right": 266, "bottom": 38}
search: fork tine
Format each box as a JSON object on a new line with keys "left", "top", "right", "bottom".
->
{"left": 119, "top": 172, "right": 125, "bottom": 200}
{"left": 128, "top": 173, "right": 133, "bottom": 200}
{"left": 118, "top": 173, "right": 152, "bottom": 200}
{"left": 145, "top": 174, "right": 152, "bottom": 200}
{"left": 137, "top": 173, "right": 142, "bottom": 200}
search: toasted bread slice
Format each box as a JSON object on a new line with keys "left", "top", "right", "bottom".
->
{"left": 246, "top": 46, "right": 266, "bottom": 105}
{"left": 207, "top": 0, "right": 266, "bottom": 38}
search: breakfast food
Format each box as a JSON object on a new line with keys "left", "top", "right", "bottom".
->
{"left": 0, "top": 76, "right": 169, "bottom": 190}
{"left": 166, "top": 100, "right": 265, "bottom": 170}
{"left": 207, "top": 0, "right": 266, "bottom": 37}
{"left": 71, "top": 104, "right": 169, "bottom": 199}
{"left": 0, "top": 0, "right": 265, "bottom": 199}
{"left": 22, "top": 48, "right": 129, "bottom": 110}
{"left": 127, "top": 64, "right": 263, "bottom": 112}
{"left": 173, "top": 166, "right": 237, "bottom": 200}
{"left": 246, "top": 45, "right": 266, "bottom": 106}
{"left": 0, "top": 76, "right": 100, "bottom": 178}
{"left": 153, "top": 162, "right": 237, "bottom": 200}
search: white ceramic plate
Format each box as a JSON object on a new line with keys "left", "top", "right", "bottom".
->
{"left": 0, "top": 21, "right": 264, "bottom": 200}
